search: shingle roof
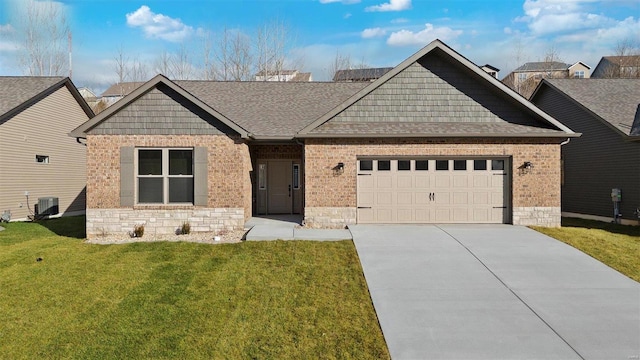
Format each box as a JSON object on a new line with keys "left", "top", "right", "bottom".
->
{"left": 333, "top": 67, "right": 393, "bottom": 81}
{"left": 542, "top": 78, "right": 640, "bottom": 136}
{"left": 101, "top": 82, "right": 146, "bottom": 97}
{"left": 175, "top": 81, "right": 367, "bottom": 138}
{"left": 0, "top": 76, "right": 65, "bottom": 118}
{"left": 514, "top": 62, "right": 571, "bottom": 72}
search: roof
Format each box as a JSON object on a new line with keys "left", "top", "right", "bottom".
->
{"left": 299, "top": 39, "right": 577, "bottom": 138}
{"left": 514, "top": 62, "right": 571, "bottom": 72}
{"left": 599, "top": 55, "right": 640, "bottom": 67}
{"left": 333, "top": 67, "right": 393, "bottom": 81}
{"left": 255, "top": 69, "right": 299, "bottom": 77}
{"left": 0, "top": 76, "right": 94, "bottom": 125}
{"left": 290, "top": 72, "right": 312, "bottom": 82}
{"left": 482, "top": 64, "right": 500, "bottom": 72}
{"left": 176, "top": 81, "right": 366, "bottom": 138}
{"left": 533, "top": 78, "right": 640, "bottom": 137}
{"left": 101, "top": 82, "right": 146, "bottom": 97}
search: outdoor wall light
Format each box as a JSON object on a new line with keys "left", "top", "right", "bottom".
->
{"left": 523, "top": 161, "right": 533, "bottom": 169}
{"left": 332, "top": 162, "right": 345, "bottom": 175}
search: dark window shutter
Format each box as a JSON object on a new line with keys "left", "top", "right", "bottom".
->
{"left": 120, "top": 147, "right": 135, "bottom": 207}
{"left": 194, "top": 147, "right": 208, "bottom": 206}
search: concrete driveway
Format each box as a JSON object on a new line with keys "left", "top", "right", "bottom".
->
{"left": 349, "top": 224, "right": 640, "bottom": 360}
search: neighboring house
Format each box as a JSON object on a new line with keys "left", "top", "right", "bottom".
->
{"left": 481, "top": 64, "right": 500, "bottom": 78}
{"left": 333, "top": 67, "right": 393, "bottom": 82}
{"left": 530, "top": 78, "right": 640, "bottom": 225}
{"left": 503, "top": 61, "right": 591, "bottom": 98}
{"left": 591, "top": 55, "right": 640, "bottom": 78}
{"left": 101, "top": 82, "right": 146, "bottom": 106}
{"left": 70, "top": 40, "right": 578, "bottom": 239}
{"left": 254, "top": 70, "right": 313, "bottom": 82}
{"left": 78, "top": 87, "right": 99, "bottom": 109}
{"left": 0, "top": 77, "right": 94, "bottom": 221}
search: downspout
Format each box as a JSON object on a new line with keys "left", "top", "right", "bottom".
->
{"left": 560, "top": 138, "right": 571, "bottom": 146}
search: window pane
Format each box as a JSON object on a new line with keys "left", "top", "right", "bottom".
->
{"left": 492, "top": 160, "right": 505, "bottom": 171}
{"left": 139, "top": 150, "right": 162, "bottom": 175}
{"left": 293, "top": 164, "right": 300, "bottom": 189}
{"left": 359, "top": 160, "right": 373, "bottom": 171}
{"left": 169, "top": 150, "right": 193, "bottom": 175}
{"left": 398, "top": 160, "right": 411, "bottom": 171}
{"left": 378, "top": 160, "right": 391, "bottom": 171}
{"left": 415, "top": 160, "right": 429, "bottom": 170}
{"left": 138, "top": 178, "right": 163, "bottom": 203}
{"left": 169, "top": 178, "right": 194, "bottom": 203}
{"left": 454, "top": 160, "right": 467, "bottom": 170}
{"left": 258, "top": 164, "right": 266, "bottom": 189}
{"left": 474, "top": 160, "right": 487, "bottom": 170}
{"left": 436, "top": 160, "right": 449, "bottom": 171}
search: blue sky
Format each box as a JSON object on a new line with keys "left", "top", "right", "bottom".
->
{"left": 1, "top": 0, "right": 639, "bottom": 92}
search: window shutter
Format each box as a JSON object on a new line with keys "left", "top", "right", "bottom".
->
{"left": 194, "top": 147, "right": 208, "bottom": 206}
{"left": 120, "top": 147, "right": 135, "bottom": 207}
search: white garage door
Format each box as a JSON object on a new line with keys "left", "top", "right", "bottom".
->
{"left": 357, "top": 159, "right": 509, "bottom": 224}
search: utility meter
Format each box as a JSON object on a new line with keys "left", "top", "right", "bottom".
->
{"left": 611, "top": 188, "right": 622, "bottom": 202}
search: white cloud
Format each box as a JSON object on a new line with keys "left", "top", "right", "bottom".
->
{"left": 344, "top": 13, "right": 352, "bottom": 19}
{"left": 0, "top": 24, "right": 15, "bottom": 33}
{"left": 366, "top": 0, "right": 412, "bottom": 12}
{"left": 126, "top": 5, "right": 195, "bottom": 42}
{"left": 362, "top": 27, "right": 387, "bottom": 38}
{"left": 517, "top": 0, "right": 620, "bottom": 35}
{"left": 387, "top": 23, "right": 463, "bottom": 46}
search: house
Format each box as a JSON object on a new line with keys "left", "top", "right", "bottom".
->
{"left": 333, "top": 67, "right": 393, "bottom": 82}
{"left": 502, "top": 61, "right": 591, "bottom": 98}
{"left": 70, "top": 40, "right": 578, "bottom": 239}
{"left": 530, "top": 78, "right": 640, "bottom": 225}
{"left": 254, "top": 69, "right": 313, "bottom": 82}
{"left": 591, "top": 55, "right": 640, "bottom": 78}
{"left": 0, "top": 77, "right": 93, "bottom": 221}
{"left": 481, "top": 64, "right": 500, "bottom": 78}
{"left": 101, "top": 82, "right": 146, "bottom": 106}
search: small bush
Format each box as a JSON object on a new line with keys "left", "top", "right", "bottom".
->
{"left": 133, "top": 224, "right": 145, "bottom": 238}
{"left": 180, "top": 222, "right": 191, "bottom": 235}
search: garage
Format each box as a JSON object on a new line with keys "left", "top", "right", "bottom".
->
{"left": 357, "top": 158, "right": 510, "bottom": 224}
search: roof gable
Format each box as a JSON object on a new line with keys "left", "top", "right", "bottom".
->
{"left": 71, "top": 75, "right": 249, "bottom": 138}
{"left": 532, "top": 78, "right": 640, "bottom": 137}
{"left": 299, "top": 39, "right": 576, "bottom": 138}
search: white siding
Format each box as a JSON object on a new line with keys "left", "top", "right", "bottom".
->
{"left": 0, "top": 86, "right": 88, "bottom": 220}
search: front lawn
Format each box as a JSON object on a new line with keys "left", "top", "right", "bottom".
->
{"left": 0, "top": 217, "right": 389, "bottom": 359}
{"left": 532, "top": 217, "right": 640, "bottom": 282}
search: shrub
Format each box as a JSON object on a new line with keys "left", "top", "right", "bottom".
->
{"left": 180, "top": 222, "right": 191, "bottom": 235}
{"left": 133, "top": 224, "right": 145, "bottom": 238}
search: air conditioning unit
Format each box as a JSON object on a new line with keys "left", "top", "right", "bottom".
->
{"left": 37, "top": 197, "right": 59, "bottom": 216}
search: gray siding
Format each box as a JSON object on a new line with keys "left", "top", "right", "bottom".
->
{"left": 89, "top": 84, "right": 236, "bottom": 136}
{"left": 0, "top": 86, "right": 88, "bottom": 220}
{"left": 326, "top": 52, "right": 553, "bottom": 128}
{"left": 533, "top": 87, "right": 640, "bottom": 221}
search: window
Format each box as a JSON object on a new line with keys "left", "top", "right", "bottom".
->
{"left": 415, "top": 160, "right": 429, "bottom": 171}
{"left": 518, "top": 73, "right": 528, "bottom": 81}
{"left": 492, "top": 159, "right": 505, "bottom": 171}
{"left": 35, "top": 155, "right": 49, "bottom": 164}
{"left": 436, "top": 160, "right": 449, "bottom": 171}
{"left": 453, "top": 160, "right": 467, "bottom": 171}
{"left": 293, "top": 164, "right": 300, "bottom": 189}
{"left": 398, "top": 160, "right": 411, "bottom": 171}
{"left": 377, "top": 160, "right": 391, "bottom": 171}
{"left": 137, "top": 148, "right": 193, "bottom": 204}
{"left": 474, "top": 160, "right": 487, "bottom": 170}
{"left": 359, "top": 160, "right": 373, "bottom": 171}
{"left": 258, "top": 164, "right": 266, "bottom": 190}
{"left": 574, "top": 70, "right": 585, "bottom": 78}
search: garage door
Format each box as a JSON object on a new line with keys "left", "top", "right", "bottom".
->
{"left": 357, "top": 159, "right": 509, "bottom": 224}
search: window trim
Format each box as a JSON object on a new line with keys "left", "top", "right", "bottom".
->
{"left": 135, "top": 148, "right": 194, "bottom": 205}
{"left": 293, "top": 164, "right": 300, "bottom": 190}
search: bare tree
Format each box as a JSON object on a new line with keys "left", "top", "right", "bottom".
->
{"left": 154, "top": 50, "right": 173, "bottom": 78}
{"left": 13, "top": 0, "right": 70, "bottom": 76}
{"left": 327, "top": 50, "right": 352, "bottom": 80}
{"left": 214, "top": 27, "right": 253, "bottom": 81}
{"left": 254, "top": 19, "right": 301, "bottom": 81}
{"left": 170, "top": 45, "right": 195, "bottom": 80}
{"left": 114, "top": 46, "right": 149, "bottom": 84}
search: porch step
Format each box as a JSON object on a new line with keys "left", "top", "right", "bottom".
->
{"left": 245, "top": 225, "right": 352, "bottom": 241}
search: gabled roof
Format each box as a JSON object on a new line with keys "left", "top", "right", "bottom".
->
{"left": 568, "top": 61, "right": 591, "bottom": 70}
{"left": 333, "top": 67, "right": 393, "bottom": 81}
{"left": 514, "top": 61, "right": 571, "bottom": 72}
{"left": 70, "top": 74, "right": 251, "bottom": 138}
{"left": 298, "top": 39, "right": 577, "bottom": 138}
{"left": 0, "top": 76, "right": 94, "bottom": 125}
{"left": 532, "top": 78, "right": 640, "bottom": 138}
{"left": 101, "top": 82, "right": 146, "bottom": 97}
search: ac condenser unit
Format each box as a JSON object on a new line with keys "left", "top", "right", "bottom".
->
{"left": 37, "top": 197, "right": 59, "bottom": 216}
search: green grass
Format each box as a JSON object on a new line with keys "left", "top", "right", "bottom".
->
{"left": 532, "top": 217, "right": 640, "bottom": 282}
{"left": 0, "top": 217, "right": 389, "bottom": 359}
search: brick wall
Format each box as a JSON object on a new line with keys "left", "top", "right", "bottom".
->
{"left": 304, "top": 137, "right": 562, "bottom": 227}
{"left": 86, "top": 134, "right": 251, "bottom": 237}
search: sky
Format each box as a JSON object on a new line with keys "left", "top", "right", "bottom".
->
{"left": 0, "top": 0, "right": 639, "bottom": 93}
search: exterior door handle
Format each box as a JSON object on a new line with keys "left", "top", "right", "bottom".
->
{"left": 288, "top": 185, "right": 291, "bottom": 197}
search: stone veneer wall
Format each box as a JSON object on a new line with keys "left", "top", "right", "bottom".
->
{"left": 86, "top": 134, "right": 251, "bottom": 238}
{"left": 304, "top": 137, "right": 562, "bottom": 228}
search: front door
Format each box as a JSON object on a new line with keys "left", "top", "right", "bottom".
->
{"left": 267, "top": 160, "right": 293, "bottom": 214}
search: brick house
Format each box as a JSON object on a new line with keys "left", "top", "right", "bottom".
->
{"left": 71, "top": 40, "right": 578, "bottom": 239}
